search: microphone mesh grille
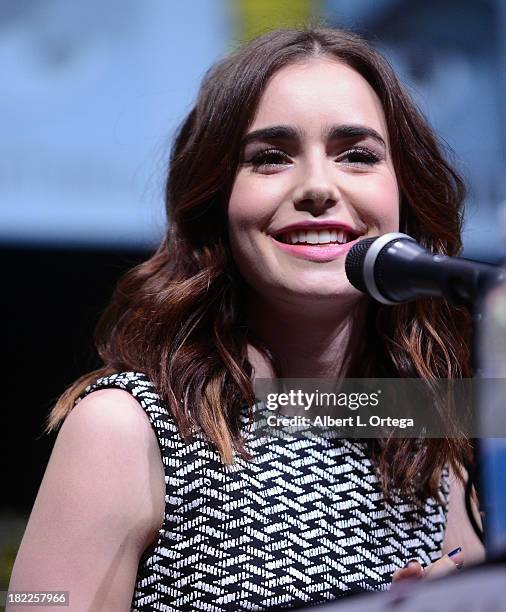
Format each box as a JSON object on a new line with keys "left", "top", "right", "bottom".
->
{"left": 345, "top": 238, "right": 376, "bottom": 293}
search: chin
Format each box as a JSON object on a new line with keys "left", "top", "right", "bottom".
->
{"left": 269, "top": 282, "right": 365, "bottom": 307}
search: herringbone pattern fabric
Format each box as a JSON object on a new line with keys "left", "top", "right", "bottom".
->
{"left": 79, "top": 372, "right": 449, "bottom": 611}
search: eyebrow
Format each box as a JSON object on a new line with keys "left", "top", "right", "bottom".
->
{"left": 241, "top": 124, "right": 386, "bottom": 148}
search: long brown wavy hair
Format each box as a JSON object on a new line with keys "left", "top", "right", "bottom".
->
{"left": 47, "top": 27, "right": 472, "bottom": 499}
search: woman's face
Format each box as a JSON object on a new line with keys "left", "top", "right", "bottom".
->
{"left": 227, "top": 58, "right": 400, "bottom": 309}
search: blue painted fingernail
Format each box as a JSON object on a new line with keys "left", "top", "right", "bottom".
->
{"left": 448, "top": 547, "right": 462, "bottom": 558}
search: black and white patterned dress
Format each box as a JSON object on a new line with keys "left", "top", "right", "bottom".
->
{"left": 78, "top": 371, "right": 449, "bottom": 611}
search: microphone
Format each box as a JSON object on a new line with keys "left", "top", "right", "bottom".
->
{"left": 345, "top": 232, "right": 504, "bottom": 306}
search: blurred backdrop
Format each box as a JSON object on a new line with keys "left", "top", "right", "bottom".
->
{"left": 1, "top": 0, "right": 505, "bottom": 587}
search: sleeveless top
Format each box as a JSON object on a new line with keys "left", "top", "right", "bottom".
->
{"left": 78, "top": 371, "right": 449, "bottom": 611}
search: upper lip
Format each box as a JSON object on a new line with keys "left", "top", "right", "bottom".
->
{"left": 271, "top": 221, "right": 363, "bottom": 238}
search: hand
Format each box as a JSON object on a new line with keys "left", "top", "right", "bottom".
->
{"left": 391, "top": 547, "right": 464, "bottom": 584}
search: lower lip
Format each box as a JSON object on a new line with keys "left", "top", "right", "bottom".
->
{"left": 270, "top": 236, "right": 362, "bottom": 262}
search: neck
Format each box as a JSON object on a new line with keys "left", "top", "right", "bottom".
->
{"left": 246, "top": 294, "right": 368, "bottom": 379}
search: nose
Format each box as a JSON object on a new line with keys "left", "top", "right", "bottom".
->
{"left": 292, "top": 157, "right": 340, "bottom": 215}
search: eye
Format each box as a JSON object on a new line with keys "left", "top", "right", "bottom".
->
{"left": 338, "top": 147, "right": 381, "bottom": 166}
{"left": 247, "top": 149, "right": 291, "bottom": 171}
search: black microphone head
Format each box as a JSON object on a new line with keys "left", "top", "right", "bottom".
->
{"left": 345, "top": 233, "right": 418, "bottom": 303}
{"left": 345, "top": 237, "right": 377, "bottom": 293}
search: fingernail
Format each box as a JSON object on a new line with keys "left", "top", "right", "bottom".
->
{"left": 404, "top": 559, "right": 420, "bottom": 569}
{"left": 448, "top": 547, "right": 464, "bottom": 569}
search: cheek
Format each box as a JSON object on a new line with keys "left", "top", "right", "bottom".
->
{"left": 355, "top": 172, "right": 400, "bottom": 231}
{"left": 227, "top": 174, "right": 274, "bottom": 238}
{"left": 227, "top": 174, "right": 284, "bottom": 290}
{"left": 227, "top": 178, "right": 262, "bottom": 266}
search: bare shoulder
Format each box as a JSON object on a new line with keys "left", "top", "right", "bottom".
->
{"left": 66, "top": 387, "right": 160, "bottom": 451}
{"left": 8, "top": 388, "right": 165, "bottom": 611}
{"left": 442, "top": 465, "right": 485, "bottom": 566}
{"left": 54, "top": 388, "right": 166, "bottom": 549}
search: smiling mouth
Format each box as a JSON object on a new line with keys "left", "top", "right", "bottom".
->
{"left": 273, "top": 228, "right": 359, "bottom": 246}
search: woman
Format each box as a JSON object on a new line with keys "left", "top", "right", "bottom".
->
{"left": 10, "top": 27, "right": 484, "bottom": 610}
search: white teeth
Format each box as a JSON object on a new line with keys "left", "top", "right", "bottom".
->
{"left": 279, "top": 228, "right": 352, "bottom": 245}
{"left": 318, "top": 230, "right": 331, "bottom": 244}
{"left": 306, "top": 230, "right": 319, "bottom": 244}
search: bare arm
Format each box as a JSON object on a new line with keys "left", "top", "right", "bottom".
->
{"left": 442, "top": 466, "right": 485, "bottom": 564}
{"left": 8, "top": 389, "right": 165, "bottom": 611}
